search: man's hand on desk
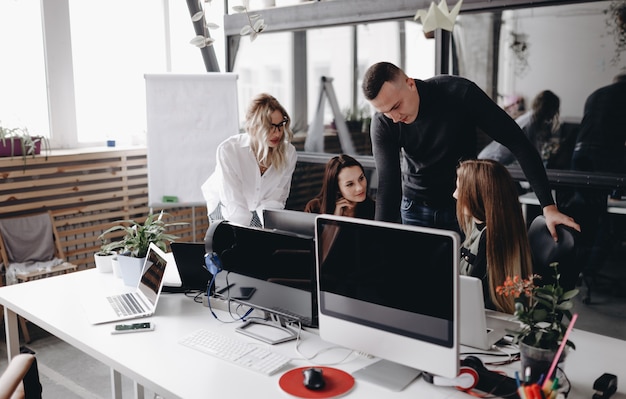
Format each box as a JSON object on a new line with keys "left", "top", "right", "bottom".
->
{"left": 543, "top": 205, "right": 581, "bottom": 242}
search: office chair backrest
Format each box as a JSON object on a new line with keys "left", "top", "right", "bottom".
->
{"left": 527, "top": 215, "right": 579, "bottom": 291}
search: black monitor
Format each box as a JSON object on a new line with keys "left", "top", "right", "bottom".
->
{"left": 211, "top": 221, "right": 318, "bottom": 335}
{"left": 262, "top": 208, "right": 318, "bottom": 237}
{"left": 315, "top": 215, "right": 460, "bottom": 389}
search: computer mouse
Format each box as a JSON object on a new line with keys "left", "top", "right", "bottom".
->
{"left": 302, "top": 367, "right": 326, "bottom": 390}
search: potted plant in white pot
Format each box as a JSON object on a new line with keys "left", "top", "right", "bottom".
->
{"left": 98, "top": 211, "right": 187, "bottom": 286}
{"left": 496, "top": 263, "right": 578, "bottom": 384}
{"left": 93, "top": 239, "right": 116, "bottom": 274}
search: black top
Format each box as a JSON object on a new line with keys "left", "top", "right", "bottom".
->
{"left": 574, "top": 80, "right": 626, "bottom": 173}
{"left": 371, "top": 75, "right": 554, "bottom": 222}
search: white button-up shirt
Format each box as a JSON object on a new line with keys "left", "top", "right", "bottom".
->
{"left": 201, "top": 133, "right": 297, "bottom": 226}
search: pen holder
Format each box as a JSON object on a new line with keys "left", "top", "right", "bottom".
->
{"left": 519, "top": 342, "right": 568, "bottom": 383}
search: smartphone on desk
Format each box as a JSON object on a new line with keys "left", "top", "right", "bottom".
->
{"left": 233, "top": 287, "right": 256, "bottom": 300}
{"left": 111, "top": 322, "right": 155, "bottom": 334}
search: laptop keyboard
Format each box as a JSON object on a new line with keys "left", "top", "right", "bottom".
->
{"left": 179, "top": 329, "right": 292, "bottom": 375}
{"left": 107, "top": 293, "right": 146, "bottom": 317}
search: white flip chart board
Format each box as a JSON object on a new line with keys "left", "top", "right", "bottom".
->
{"left": 145, "top": 73, "right": 239, "bottom": 207}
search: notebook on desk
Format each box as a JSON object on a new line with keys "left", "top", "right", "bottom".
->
{"left": 82, "top": 243, "right": 169, "bottom": 325}
{"left": 459, "top": 275, "right": 520, "bottom": 350}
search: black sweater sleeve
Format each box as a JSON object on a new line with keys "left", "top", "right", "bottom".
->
{"left": 465, "top": 83, "right": 555, "bottom": 208}
{"left": 370, "top": 114, "right": 403, "bottom": 222}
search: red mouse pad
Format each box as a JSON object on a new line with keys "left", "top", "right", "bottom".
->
{"left": 279, "top": 366, "right": 355, "bottom": 398}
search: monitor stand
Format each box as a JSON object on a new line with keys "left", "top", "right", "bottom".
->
{"left": 352, "top": 359, "right": 422, "bottom": 391}
{"left": 236, "top": 318, "right": 297, "bottom": 345}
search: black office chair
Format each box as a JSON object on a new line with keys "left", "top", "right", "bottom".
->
{"left": 527, "top": 215, "right": 579, "bottom": 292}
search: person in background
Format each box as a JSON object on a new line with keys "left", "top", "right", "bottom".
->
{"left": 563, "top": 73, "right": 626, "bottom": 288}
{"left": 453, "top": 159, "right": 533, "bottom": 313}
{"left": 479, "top": 90, "right": 561, "bottom": 167}
{"left": 361, "top": 61, "right": 579, "bottom": 240}
{"left": 201, "top": 93, "right": 297, "bottom": 227}
{"left": 304, "top": 154, "right": 375, "bottom": 219}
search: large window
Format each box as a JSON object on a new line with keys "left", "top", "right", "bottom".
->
{"left": 0, "top": 1, "right": 49, "bottom": 138}
{"left": 69, "top": 0, "right": 168, "bottom": 145}
{"left": 0, "top": 0, "right": 215, "bottom": 148}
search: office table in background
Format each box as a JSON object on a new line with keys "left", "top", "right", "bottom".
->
{"left": 0, "top": 270, "right": 625, "bottom": 398}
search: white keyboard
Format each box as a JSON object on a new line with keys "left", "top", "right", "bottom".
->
{"left": 179, "top": 329, "right": 292, "bottom": 375}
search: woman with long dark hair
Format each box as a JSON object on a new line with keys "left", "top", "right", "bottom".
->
{"left": 305, "top": 154, "right": 375, "bottom": 219}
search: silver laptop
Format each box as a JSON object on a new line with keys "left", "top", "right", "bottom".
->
{"left": 83, "top": 243, "right": 169, "bottom": 325}
{"left": 459, "top": 275, "right": 520, "bottom": 350}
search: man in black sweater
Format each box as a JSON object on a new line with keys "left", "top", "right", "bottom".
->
{"left": 362, "top": 62, "right": 579, "bottom": 240}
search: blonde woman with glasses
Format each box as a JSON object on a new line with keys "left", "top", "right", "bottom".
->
{"left": 202, "top": 93, "right": 297, "bottom": 227}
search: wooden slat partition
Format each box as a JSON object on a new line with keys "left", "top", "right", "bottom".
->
{"left": 0, "top": 148, "right": 209, "bottom": 271}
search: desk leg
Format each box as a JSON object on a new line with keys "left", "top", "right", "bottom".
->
{"left": 110, "top": 368, "right": 122, "bottom": 399}
{"left": 3, "top": 307, "right": 20, "bottom": 360}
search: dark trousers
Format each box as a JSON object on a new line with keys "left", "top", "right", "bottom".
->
{"left": 400, "top": 196, "right": 460, "bottom": 234}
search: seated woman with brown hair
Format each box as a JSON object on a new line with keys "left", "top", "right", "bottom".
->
{"left": 453, "top": 159, "right": 533, "bottom": 313}
{"left": 304, "top": 154, "right": 375, "bottom": 219}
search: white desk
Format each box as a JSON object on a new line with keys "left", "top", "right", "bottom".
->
{"left": 1, "top": 270, "right": 625, "bottom": 399}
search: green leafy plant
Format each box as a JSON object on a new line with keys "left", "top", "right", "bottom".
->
{"left": 95, "top": 238, "right": 115, "bottom": 256}
{"left": 496, "top": 263, "right": 578, "bottom": 351}
{"left": 98, "top": 211, "right": 188, "bottom": 258}
{"left": 233, "top": 4, "right": 267, "bottom": 42}
{"left": 189, "top": 1, "right": 266, "bottom": 48}
{"left": 0, "top": 122, "right": 50, "bottom": 166}
{"left": 605, "top": 0, "right": 626, "bottom": 65}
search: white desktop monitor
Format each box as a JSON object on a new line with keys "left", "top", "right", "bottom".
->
{"left": 315, "top": 215, "right": 460, "bottom": 388}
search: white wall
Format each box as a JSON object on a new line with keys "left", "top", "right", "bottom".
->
{"left": 498, "top": 1, "right": 623, "bottom": 120}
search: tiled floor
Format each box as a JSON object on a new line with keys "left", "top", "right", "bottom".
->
{"left": 0, "top": 249, "right": 624, "bottom": 398}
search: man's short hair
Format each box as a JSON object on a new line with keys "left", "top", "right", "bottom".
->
{"left": 613, "top": 72, "right": 626, "bottom": 83}
{"left": 362, "top": 62, "right": 404, "bottom": 100}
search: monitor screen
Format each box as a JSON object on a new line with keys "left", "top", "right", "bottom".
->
{"left": 212, "top": 221, "right": 318, "bottom": 328}
{"left": 262, "top": 208, "right": 318, "bottom": 237}
{"left": 315, "top": 215, "right": 460, "bottom": 380}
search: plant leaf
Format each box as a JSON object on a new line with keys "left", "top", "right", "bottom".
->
{"left": 190, "top": 35, "right": 207, "bottom": 47}
{"left": 205, "top": 37, "right": 215, "bottom": 46}
{"left": 206, "top": 22, "right": 220, "bottom": 29}
{"left": 240, "top": 25, "right": 252, "bottom": 36}
{"left": 561, "top": 289, "right": 579, "bottom": 300}
{"left": 250, "top": 31, "right": 258, "bottom": 42}
{"left": 232, "top": 5, "right": 246, "bottom": 13}
{"left": 556, "top": 301, "right": 574, "bottom": 310}
{"left": 253, "top": 19, "right": 265, "bottom": 31}
{"left": 191, "top": 11, "right": 205, "bottom": 22}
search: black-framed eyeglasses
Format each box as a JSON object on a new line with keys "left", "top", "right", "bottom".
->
{"left": 270, "top": 119, "right": 288, "bottom": 131}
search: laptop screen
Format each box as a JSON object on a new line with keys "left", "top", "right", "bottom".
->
{"left": 137, "top": 244, "right": 168, "bottom": 306}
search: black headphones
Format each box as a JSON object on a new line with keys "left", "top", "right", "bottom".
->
{"left": 204, "top": 220, "right": 227, "bottom": 275}
{"left": 423, "top": 356, "right": 519, "bottom": 396}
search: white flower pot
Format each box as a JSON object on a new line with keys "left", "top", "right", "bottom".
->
{"left": 94, "top": 252, "right": 115, "bottom": 273}
{"left": 111, "top": 256, "right": 122, "bottom": 278}
{"left": 117, "top": 254, "right": 146, "bottom": 287}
